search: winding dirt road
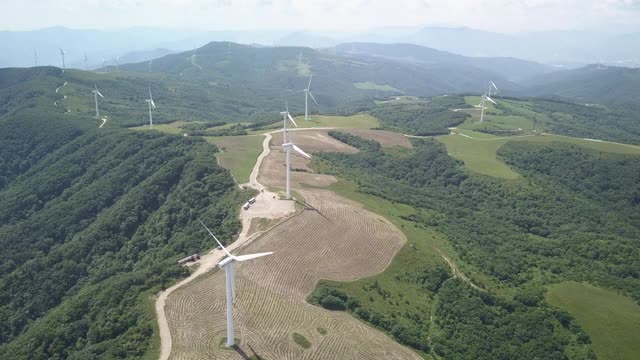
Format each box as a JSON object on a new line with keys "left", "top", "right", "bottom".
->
{"left": 156, "top": 131, "right": 295, "bottom": 360}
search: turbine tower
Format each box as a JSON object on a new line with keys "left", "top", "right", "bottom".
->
{"left": 198, "top": 219, "right": 273, "bottom": 347}
{"left": 92, "top": 81, "right": 104, "bottom": 118}
{"left": 148, "top": 59, "right": 153, "bottom": 73}
{"left": 303, "top": 74, "right": 318, "bottom": 121}
{"left": 59, "top": 48, "right": 66, "bottom": 71}
{"left": 479, "top": 91, "right": 496, "bottom": 123}
{"left": 84, "top": 50, "right": 88, "bottom": 71}
{"left": 280, "top": 99, "right": 311, "bottom": 199}
{"left": 34, "top": 49, "right": 38, "bottom": 66}
{"left": 145, "top": 87, "right": 156, "bottom": 128}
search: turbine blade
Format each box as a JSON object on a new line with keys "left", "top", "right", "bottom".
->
{"left": 233, "top": 252, "right": 273, "bottom": 262}
{"left": 151, "top": 100, "right": 156, "bottom": 109}
{"left": 491, "top": 81, "right": 498, "bottom": 92}
{"left": 97, "top": 91, "right": 104, "bottom": 98}
{"left": 308, "top": 91, "right": 318, "bottom": 106}
{"left": 285, "top": 95, "right": 289, "bottom": 113}
{"left": 198, "top": 219, "right": 231, "bottom": 257}
{"left": 485, "top": 96, "right": 497, "bottom": 105}
{"left": 288, "top": 113, "right": 298, "bottom": 127}
{"left": 292, "top": 144, "right": 311, "bottom": 159}
{"left": 307, "top": 74, "right": 313, "bottom": 89}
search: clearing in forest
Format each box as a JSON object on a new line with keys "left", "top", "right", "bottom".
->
{"left": 437, "top": 129, "right": 640, "bottom": 179}
{"left": 206, "top": 135, "right": 264, "bottom": 183}
{"left": 291, "top": 114, "right": 380, "bottom": 129}
{"left": 165, "top": 189, "right": 420, "bottom": 360}
{"left": 546, "top": 281, "right": 640, "bottom": 360}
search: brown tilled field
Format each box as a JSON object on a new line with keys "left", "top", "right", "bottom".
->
{"left": 343, "top": 129, "right": 413, "bottom": 148}
{"left": 271, "top": 130, "right": 359, "bottom": 154}
{"left": 165, "top": 189, "right": 420, "bottom": 360}
{"left": 258, "top": 131, "right": 345, "bottom": 189}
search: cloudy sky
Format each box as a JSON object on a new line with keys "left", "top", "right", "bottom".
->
{"left": 2, "top": 0, "right": 640, "bottom": 33}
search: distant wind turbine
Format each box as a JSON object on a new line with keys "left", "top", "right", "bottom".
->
{"left": 479, "top": 91, "right": 496, "bottom": 123}
{"left": 145, "top": 87, "right": 156, "bottom": 128}
{"left": 148, "top": 59, "right": 153, "bottom": 73}
{"left": 281, "top": 97, "right": 311, "bottom": 199}
{"left": 198, "top": 219, "right": 273, "bottom": 348}
{"left": 59, "top": 48, "right": 66, "bottom": 72}
{"left": 92, "top": 81, "right": 104, "bottom": 118}
{"left": 115, "top": 56, "right": 119, "bottom": 71}
{"left": 83, "top": 50, "right": 88, "bottom": 71}
{"left": 34, "top": 49, "right": 38, "bottom": 66}
{"left": 302, "top": 74, "right": 318, "bottom": 121}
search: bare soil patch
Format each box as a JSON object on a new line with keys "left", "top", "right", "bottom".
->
{"left": 166, "top": 189, "right": 420, "bottom": 360}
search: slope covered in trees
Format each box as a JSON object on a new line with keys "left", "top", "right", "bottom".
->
{"left": 0, "top": 75, "right": 246, "bottom": 358}
{"left": 311, "top": 132, "right": 639, "bottom": 358}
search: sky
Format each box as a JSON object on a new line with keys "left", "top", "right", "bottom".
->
{"left": 2, "top": 0, "right": 640, "bottom": 33}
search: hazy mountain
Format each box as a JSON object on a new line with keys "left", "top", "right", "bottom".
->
{"left": 522, "top": 64, "right": 640, "bottom": 102}
{"left": 333, "top": 42, "right": 553, "bottom": 82}
{"left": 0, "top": 27, "right": 286, "bottom": 69}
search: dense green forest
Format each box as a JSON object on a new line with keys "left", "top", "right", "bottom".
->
{"left": 370, "top": 96, "right": 468, "bottom": 135}
{"left": 311, "top": 131, "right": 639, "bottom": 358}
{"left": 0, "top": 79, "right": 248, "bottom": 357}
{"left": 494, "top": 97, "right": 640, "bottom": 144}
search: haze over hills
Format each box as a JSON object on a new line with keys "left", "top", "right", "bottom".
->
{"left": 3, "top": 26, "right": 640, "bottom": 69}
{"left": 521, "top": 64, "right": 640, "bottom": 102}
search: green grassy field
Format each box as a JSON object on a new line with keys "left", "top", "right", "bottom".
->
{"left": 206, "top": 135, "right": 264, "bottom": 183}
{"left": 437, "top": 130, "right": 640, "bottom": 179}
{"left": 353, "top": 81, "right": 401, "bottom": 92}
{"left": 547, "top": 282, "right": 640, "bottom": 360}
{"left": 291, "top": 114, "right": 381, "bottom": 129}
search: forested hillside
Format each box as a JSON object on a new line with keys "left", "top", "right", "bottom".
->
{"left": 311, "top": 132, "right": 639, "bottom": 358}
{"left": 0, "top": 70, "right": 247, "bottom": 358}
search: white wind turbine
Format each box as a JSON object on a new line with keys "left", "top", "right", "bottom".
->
{"left": 479, "top": 89, "right": 497, "bottom": 123}
{"left": 59, "top": 48, "right": 66, "bottom": 71}
{"left": 92, "top": 81, "right": 104, "bottom": 118}
{"left": 34, "top": 49, "right": 38, "bottom": 66}
{"left": 145, "top": 87, "right": 156, "bottom": 128}
{"left": 198, "top": 219, "right": 273, "bottom": 347}
{"left": 281, "top": 98, "right": 311, "bottom": 199}
{"left": 148, "top": 59, "right": 153, "bottom": 73}
{"left": 83, "top": 50, "right": 88, "bottom": 71}
{"left": 303, "top": 74, "right": 319, "bottom": 121}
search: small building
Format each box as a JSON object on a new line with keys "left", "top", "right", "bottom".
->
{"left": 243, "top": 202, "right": 250, "bottom": 210}
{"left": 248, "top": 197, "right": 257, "bottom": 204}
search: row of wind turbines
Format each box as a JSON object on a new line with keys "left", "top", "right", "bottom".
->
{"left": 197, "top": 74, "right": 319, "bottom": 348}
{"left": 52, "top": 48, "right": 120, "bottom": 72}
{"left": 90, "top": 82, "right": 155, "bottom": 128}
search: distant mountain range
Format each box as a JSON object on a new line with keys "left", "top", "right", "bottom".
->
{"left": 520, "top": 64, "right": 640, "bottom": 103}
{"left": 2, "top": 26, "right": 639, "bottom": 69}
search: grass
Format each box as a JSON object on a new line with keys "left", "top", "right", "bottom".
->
{"left": 131, "top": 121, "right": 189, "bottom": 134}
{"left": 292, "top": 333, "right": 311, "bottom": 349}
{"left": 291, "top": 114, "right": 381, "bottom": 129}
{"left": 437, "top": 130, "right": 640, "bottom": 179}
{"left": 206, "top": 135, "right": 264, "bottom": 183}
{"left": 353, "top": 81, "right": 401, "bottom": 92}
{"left": 316, "top": 327, "right": 328, "bottom": 335}
{"left": 546, "top": 281, "right": 640, "bottom": 360}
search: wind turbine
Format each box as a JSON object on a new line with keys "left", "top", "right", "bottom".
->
{"left": 115, "top": 56, "right": 119, "bottom": 71}
{"left": 479, "top": 91, "right": 496, "bottom": 123}
{"left": 92, "top": 81, "right": 104, "bottom": 118}
{"left": 145, "top": 87, "right": 156, "bottom": 128}
{"left": 198, "top": 219, "right": 273, "bottom": 347}
{"left": 34, "top": 49, "right": 38, "bottom": 66}
{"left": 281, "top": 98, "right": 312, "bottom": 199}
{"left": 303, "top": 74, "right": 319, "bottom": 121}
{"left": 59, "top": 48, "right": 66, "bottom": 71}
{"left": 488, "top": 81, "right": 498, "bottom": 98}
{"left": 83, "top": 50, "right": 88, "bottom": 71}
{"left": 148, "top": 59, "right": 153, "bottom": 73}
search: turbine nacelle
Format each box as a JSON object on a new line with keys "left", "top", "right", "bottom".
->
{"left": 283, "top": 142, "right": 312, "bottom": 159}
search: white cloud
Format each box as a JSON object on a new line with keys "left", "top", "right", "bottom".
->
{"left": 1, "top": 0, "right": 639, "bottom": 32}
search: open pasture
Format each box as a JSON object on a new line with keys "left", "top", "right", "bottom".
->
{"left": 206, "top": 135, "right": 264, "bottom": 183}
{"left": 165, "top": 189, "right": 420, "bottom": 360}
{"left": 547, "top": 282, "right": 640, "bottom": 360}
{"left": 343, "top": 129, "right": 413, "bottom": 148}
{"left": 292, "top": 114, "right": 380, "bottom": 129}
{"left": 437, "top": 130, "right": 640, "bottom": 179}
